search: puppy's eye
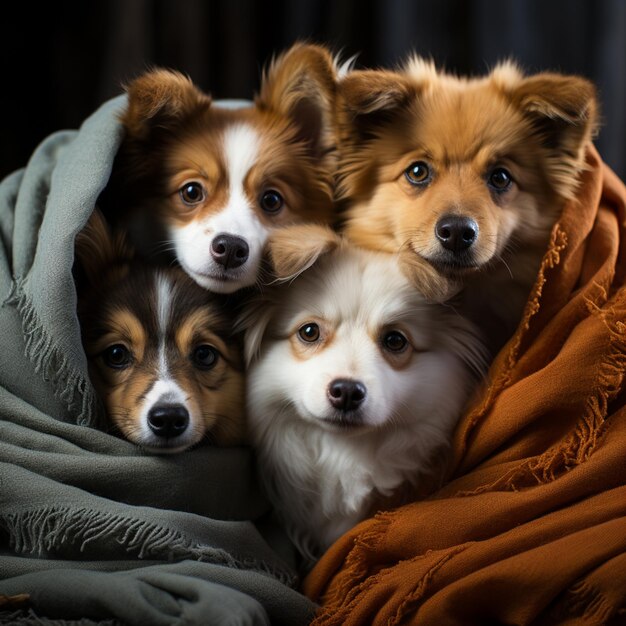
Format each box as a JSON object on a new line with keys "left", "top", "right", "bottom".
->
{"left": 382, "top": 331, "right": 409, "bottom": 353}
{"left": 488, "top": 168, "right": 513, "bottom": 192}
{"left": 102, "top": 344, "right": 132, "bottom": 369}
{"left": 298, "top": 323, "right": 320, "bottom": 343}
{"left": 260, "top": 189, "right": 284, "bottom": 214}
{"left": 179, "top": 182, "right": 206, "bottom": 205}
{"left": 405, "top": 161, "right": 431, "bottom": 186}
{"left": 192, "top": 345, "right": 219, "bottom": 370}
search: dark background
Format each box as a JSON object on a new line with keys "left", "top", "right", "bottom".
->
{"left": 2, "top": 0, "right": 625, "bottom": 181}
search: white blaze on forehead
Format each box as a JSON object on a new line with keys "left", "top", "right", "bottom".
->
{"left": 155, "top": 272, "right": 172, "bottom": 376}
{"left": 139, "top": 273, "right": 197, "bottom": 444}
{"left": 207, "top": 124, "right": 265, "bottom": 236}
{"left": 156, "top": 272, "right": 172, "bottom": 335}
{"left": 223, "top": 124, "right": 260, "bottom": 192}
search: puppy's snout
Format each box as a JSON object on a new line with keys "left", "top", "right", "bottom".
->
{"left": 435, "top": 215, "right": 478, "bottom": 253}
{"left": 211, "top": 234, "right": 249, "bottom": 270}
{"left": 327, "top": 379, "right": 367, "bottom": 412}
{"left": 147, "top": 404, "right": 190, "bottom": 438}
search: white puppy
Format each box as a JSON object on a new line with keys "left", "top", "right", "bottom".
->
{"left": 240, "top": 225, "right": 487, "bottom": 564}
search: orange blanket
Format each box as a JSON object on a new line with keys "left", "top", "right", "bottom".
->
{"left": 304, "top": 145, "right": 626, "bottom": 625}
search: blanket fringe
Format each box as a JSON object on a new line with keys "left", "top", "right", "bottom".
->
{"left": 504, "top": 226, "right": 568, "bottom": 393}
{"left": 0, "top": 609, "right": 120, "bottom": 625}
{"left": 334, "top": 512, "right": 391, "bottom": 604}
{"left": 4, "top": 278, "right": 100, "bottom": 427}
{"left": 312, "top": 512, "right": 393, "bottom": 624}
{"left": 0, "top": 506, "right": 297, "bottom": 587}
{"left": 313, "top": 545, "right": 469, "bottom": 626}
{"left": 458, "top": 286, "right": 626, "bottom": 496}
{"left": 458, "top": 225, "right": 568, "bottom": 463}
{"left": 560, "top": 580, "right": 618, "bottom": 624}
{"left": 313, "top": 570, "right": 381, "bottom": 626}
{"left": 392, "top": 546, "right": 468, "bottom": 626}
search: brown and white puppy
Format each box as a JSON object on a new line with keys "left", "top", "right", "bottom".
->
{"left": 337, "top": 57, "right": 598, "bottom": 353}
{"left": 75, "top": 210, "right": 245, "bottom": 452}
{"left": 100, "top": 42, "right": 341, "bottom": 294}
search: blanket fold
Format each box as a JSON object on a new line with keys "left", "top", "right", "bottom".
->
{"left": 0, "top": 96, "right": 315, "bottom": 625}
{"left": 304, "top": 146, "right": 626, "bottom": 625}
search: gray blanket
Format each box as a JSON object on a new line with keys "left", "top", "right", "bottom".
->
{"left": 0, "top": 95, "right": 316, "bottom": 625}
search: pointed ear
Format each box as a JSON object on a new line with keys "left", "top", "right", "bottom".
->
{"left": 256, "top": 43, "right": 339, "bottom": 160}
{"left": 350, "top": 54, "right": 439, "bottom": 116}
{"left": 75, "top": 208, "right": 133, "bottom": 288}
{"left": 267, "top": 224, "right": 342, "bottom": 281}
{"left": 398, "top": 250, "right": 461, "bottom": 303}
{"left": 337, "top": 69, "right": 417, "bottom": 140}
{"left": 506, "top": 71, "right": 598, "bottom": 194}
{"left": 511, "top": 72, "right": 597, "bottom": 128}
{"left": 340, "top": 69, "right": 416, "bottom": 116}
{"left": 121, "top": 68, "right": 211, "bottom": 140}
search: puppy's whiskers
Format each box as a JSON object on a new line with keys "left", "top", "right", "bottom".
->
{"left": 497, "top": 255, "right": 514, "bottom": 279}
{"left": 152, "top": 239, "right": 177, "bottom": 253}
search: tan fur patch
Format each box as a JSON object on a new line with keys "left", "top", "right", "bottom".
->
{"left": 163, "top": 139, "right": 228, "bottom": 227}
{"left": 86, "top": 309, "right": 146, "bottom": 362}
{"left": 174, "top": 309, "right": 230, "bottom": 358}
{"left": 268, "top": 224, "right": 342, "bottom": 280}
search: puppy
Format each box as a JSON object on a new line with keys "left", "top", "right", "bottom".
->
{"left": 239, "top": 225, "right": 486, "bottom": 563}
{"left": 75, "top": 210, "right": 245, "bottom": 452}
{"left": 336, "top": 58, "right": 598, "bottom": 353}
{"left": 100, "top": 42, "right": 341, "bottom": 294}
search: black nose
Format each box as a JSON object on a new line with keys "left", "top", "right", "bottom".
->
{"left": 211, "top": 234, "right": 249, "bottom": 270}
{"left": 327, "top": 379, "right": 367, "bottom": 412}
{"left": 435, "top": 215, "right": 478, "bottom": 253}
{"left": 147, "top": 405, "right": 189, "bottom": 438}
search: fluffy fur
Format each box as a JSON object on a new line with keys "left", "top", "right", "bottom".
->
{"left": 99, "top": 43, "right": 341, "bottom": 294}
{"left": 75, "top": 210, "right": 245, "bottom": 452}
{"left": 239, "top": 225, "right": 487, "bottom": 564}
{"left": 337, "top": 57, "right": 598, "bottom": 353}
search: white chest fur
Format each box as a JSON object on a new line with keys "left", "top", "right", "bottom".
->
{"left": 250, "top": 404, "right": 452, "bottom": 560}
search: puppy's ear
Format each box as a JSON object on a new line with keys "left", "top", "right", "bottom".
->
{"left": 336, "top": 69, "right": 418, "bottom": 199}
{"left": 256, "top": 43, "right": 339, "bottom": 160}
{"left": 237, "top": 302, "right": 276, "bottom": 367}
{"left": 503, "top": 67, "right": 599, "bottom": 197}
{"left": 267, "top": 224, "right": 342, "bottom": 281}
{"left": 339, "top": 54, "right": 437, "bottom": 122}
{"left": 75, "top": 208, "right": 133, "bottom": 288}
{"left": 339, "top": 69, "right": 415, "bottom": 118}
{"left": 398, "top": 250, "right": 461, "bottom": 304}
{"left": 122, "top": 68, "right": 211, "bottom": 140}
{"left": 512, "top": 72, "right": 598, "bottom": 147}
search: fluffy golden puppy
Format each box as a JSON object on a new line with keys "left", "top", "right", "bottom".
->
{"left": 337, "top": 58, "right": 598, "bottom": 353}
